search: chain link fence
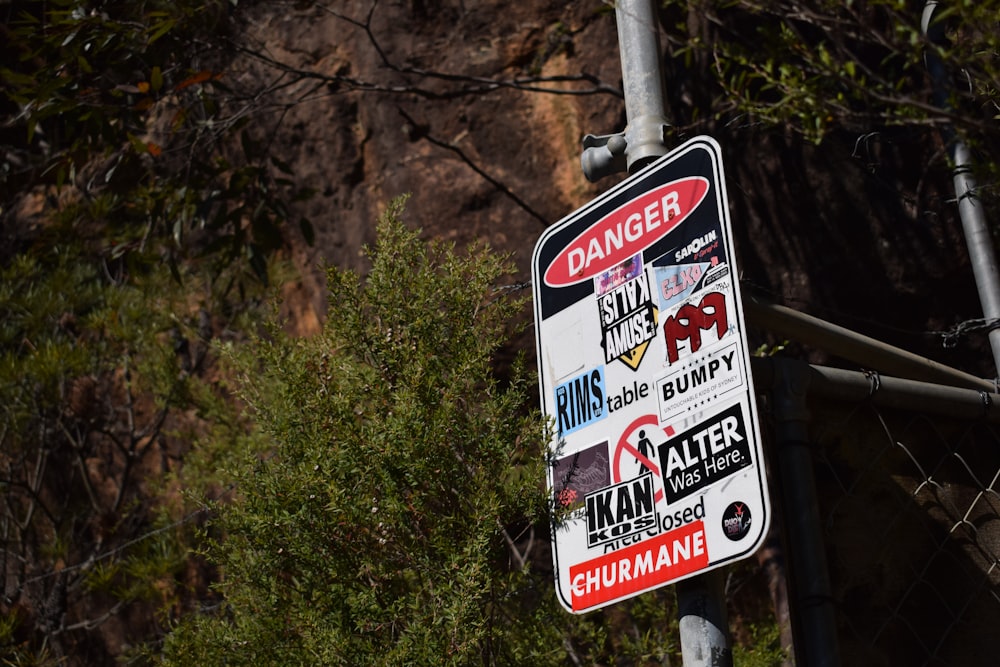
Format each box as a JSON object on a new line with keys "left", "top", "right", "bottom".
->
{"left": 753, "top": 357, "right": 1000, "bottom": 667}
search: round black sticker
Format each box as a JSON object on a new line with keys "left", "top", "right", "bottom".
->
{"left": 721, "top": 501, "right": 752, "bottom": 541}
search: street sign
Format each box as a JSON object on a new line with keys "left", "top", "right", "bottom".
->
{"left": 533, "top": 136, "right": 770, "bottom": 614}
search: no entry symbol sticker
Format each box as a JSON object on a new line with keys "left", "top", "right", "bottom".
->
{"left": 612, "top": 414, "right": 675, "bottom": 504}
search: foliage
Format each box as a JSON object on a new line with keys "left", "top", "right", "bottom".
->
{"left": 154, "top": 202, "right": 723, "bottom": 666}
{"left": 1, "top": 0, "right": 312, "bottom": 285}
{"left": 663, "top": 1, "right": 1000, "bottom": 147}
{"left": 1, "top": 2, "right": 290, "bottom": 661}
{"left": 732, "top": 621, "right": 787, "bottom": 667}
{"left": 0, "top": 238, "right": 257, "bottom": 664}
{"left": 157, "top": 201, "right": 558, "bottom": 664}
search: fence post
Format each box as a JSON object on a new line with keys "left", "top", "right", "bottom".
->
{"left": 771, "top": 358, "right": 840, "bottom": 667}
{"left": 922, "top": 1, "right": 1000, "bottom": 378}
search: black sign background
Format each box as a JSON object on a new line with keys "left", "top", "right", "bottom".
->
{"left": 534, "top": 147, "right": 720, "bottom": 320}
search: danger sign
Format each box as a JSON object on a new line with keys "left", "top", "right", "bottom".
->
{"left": 544, "top": 178, "right": 709, "bottom": 287}
{"left": 533, "top": 136, "right": 770, "bottom": 613}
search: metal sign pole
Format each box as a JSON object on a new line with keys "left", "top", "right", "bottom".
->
{"left": 676, "top": 569, "right": 733, "bottom": 667}
{"left": 616, "top": 3, "right": 734, "bottom": 665}
{"left": 614, "top": 0, "right": 671, "bottom": 173}
{"left": 581, "top": 0, "right": 670, "bottom": 181}
{"left": 580, "top": 1, "right": 733, "bottom": 664}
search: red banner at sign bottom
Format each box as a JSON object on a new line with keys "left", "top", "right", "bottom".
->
{"left": 569, "top": 521, "right": 709, "bottom": 611}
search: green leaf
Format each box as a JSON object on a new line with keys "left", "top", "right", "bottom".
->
{"left": 128, "top": 133, "right": 149, "bottom": 154}
{"left": 147, "top": 18, "right": 176, "bottom": 45}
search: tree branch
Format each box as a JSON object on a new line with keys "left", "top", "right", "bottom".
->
{"left": 397, "top": 107, "right": 549, "bottom": 227}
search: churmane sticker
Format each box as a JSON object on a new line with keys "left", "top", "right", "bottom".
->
{"left": 569, "top": 521, "right": 709, "bottom": 611}
{"left": 544, "top": 177, "right": 710, "bottom": 288}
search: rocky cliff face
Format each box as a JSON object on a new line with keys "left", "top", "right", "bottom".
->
{"left": 233, "top": 0, "right": 625, "bottom": 335}
{"left": 232, "top": 0, "right": 989, "bottom": 380}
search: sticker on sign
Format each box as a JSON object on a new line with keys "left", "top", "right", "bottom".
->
{"left": 532, "top": 136, "right": 770, "bottom": 614}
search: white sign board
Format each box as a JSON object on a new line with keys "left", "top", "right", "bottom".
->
{"left": 532, "top": 136, "right": 770, "bottom": 613}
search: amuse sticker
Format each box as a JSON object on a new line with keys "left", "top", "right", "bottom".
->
{"left": 597, "top": 259, "right": 657, "bottom": 371}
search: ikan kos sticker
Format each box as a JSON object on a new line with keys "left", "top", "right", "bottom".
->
{"left": 532, "top": 136, "right": 771, "bottom": 613}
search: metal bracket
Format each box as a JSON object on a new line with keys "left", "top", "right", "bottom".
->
{"left": 580, "top": 119, "right": 670, "bottom": 183}
{"left": 581, "top": 132, "right": 627, "bottom": 182}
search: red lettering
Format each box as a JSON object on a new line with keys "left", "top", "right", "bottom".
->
{"left": 662, "top": 275, "right": 680, "bottom": 301}
{"left": 663, "top": 292, "right": 728, "bottom": 364}
{"left": 660, "top": 265, "right": 704, "bottom": 302}
{"left": 569, "top": 521, "right": 708, "bottom": 611}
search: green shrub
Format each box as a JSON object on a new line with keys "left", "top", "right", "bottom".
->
{"left": 159, "top": 199, "right": 569, "bottom": 665}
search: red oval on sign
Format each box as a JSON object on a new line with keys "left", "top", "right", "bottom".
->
{"left": 544, "top": 177, "right": 710, "bottom": 287}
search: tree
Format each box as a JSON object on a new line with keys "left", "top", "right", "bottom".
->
{"left": 0, "top": 239, "right": 261, "bottom": 664}
{"left": 1, "top": 0, "right": 308, "bottom": 283}
{"left": 1, "top": 2, "right": 281, "bottom": 662}
{"left": 660, "top": 1, "right": 1000, "bottom": 139}
{"left": 158, "top": 200, "right": 562, "bottom": 664}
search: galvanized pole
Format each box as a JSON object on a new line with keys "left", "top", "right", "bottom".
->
{"left": 743, "top": 293, "right": 996, "bottom": 392}
{"left": 614, "top": 0, "right": 670, "bottom": 173}
{"left": 582, "top": 1, "right": 734, "bottom": 664}
{"left": 922, "top": 1, "right": 1000, "bottom": 378}
{"left": 581, "top": 0, "right": 671, "bottom": 181}
{"left": 770, "top": 359, "right": 841, "bottom": 667}
{"left": 676, "top": 570, "right": 733, "bottom": 667}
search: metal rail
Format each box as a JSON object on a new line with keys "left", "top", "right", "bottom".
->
{"left": 752, "top": 357, "right": 1000, "bottom": 422}
{"left": 744, "top": 293, "right": 996, "bottom": 393}
{"left": 922, "top": 1, "right": 1000, "bottom": 378}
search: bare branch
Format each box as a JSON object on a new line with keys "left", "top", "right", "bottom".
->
{"left": 222, "top": 37, "right": 619, "bottom": 100}
{"left": 496, "top": 519, "right": 526, "bottom": 570}
{"left": 209, "top": 0, "right": 620, "bottom": 105}
{"left": 56, "top": 599, "right": 126, "bottom": 634}
{"left": 397, "top": 107, "right": 549, "bottom": 227}
{"left": 56, "top": 418, "right": 101, "bottom": 514}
